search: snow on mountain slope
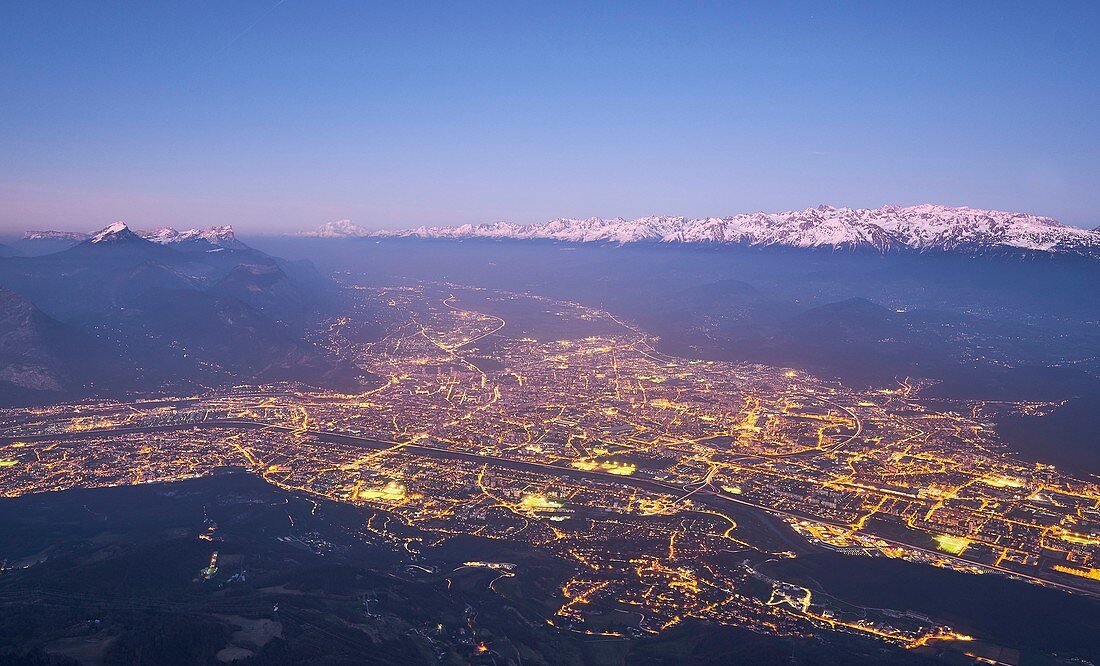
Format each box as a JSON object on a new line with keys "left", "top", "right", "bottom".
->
{"left": 139, "top": 225, "right": 244, "bottom": 248}
{"left": 89, "top": 221, "right": 139, "bottom": 244}
{"left": 142, "top": 226, "right": 183, "bottom": 244}
{"left": 356, "top": 205, "right": 1100, "bottom": 257}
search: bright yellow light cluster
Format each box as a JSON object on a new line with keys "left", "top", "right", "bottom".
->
{"left": 934, "top": 534, "right": 970, "bottom": 555}
{"left": 361, "top": 480, "right": 407, "bottom": 501}
{"left": 520, "top": 493, "right": 563, "bottom": 511}
{"left": 1052, "top": 564, "right": 1100, "bottom": 580}
{"left": 571, "top": 459, "right": 636, "bottom": 475}
{"left": 980, "top": 474, "right": 1025, "bottom": 489}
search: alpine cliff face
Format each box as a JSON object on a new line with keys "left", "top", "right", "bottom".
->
{"left": 317, "top": 205, "right": 1100, "bottom": 258}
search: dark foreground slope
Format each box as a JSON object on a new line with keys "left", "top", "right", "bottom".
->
{"left": 0, "top": 473, "right": 933, "bottom": 666}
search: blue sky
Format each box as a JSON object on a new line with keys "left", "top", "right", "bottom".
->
{"left": 2, "top": 1, "right": 1098, "bottom": 232}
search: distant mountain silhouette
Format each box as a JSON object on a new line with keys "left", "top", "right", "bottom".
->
{"left": 0, "top": 287, "right": 129, "bottom": 404}
{"left": 786, "top": 297, "right": 905, "bottom": 343}
{"left": 98, "top": 289, "right": 342, "bottom": 385}
{"left": 0, "top": 222, "right": 308, "bottom": 322}
{"left": 0, "top": 223, "right": 356, "bottom": 404}
{"left": 209, "top": 262, "right": 307, "bottom": 326}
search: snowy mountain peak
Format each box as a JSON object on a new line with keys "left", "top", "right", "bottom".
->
{"left": 88, "top": 221, "right": 138, "bottom": 244}
{"left": 143, "top": 226, "right": 182, "bottom": 243}
{"left": 303, "top": 219, "right": 369, "bottom": 238}
{"left": 365, "top": 205, "right": 1100, "bottom": 258}
{"left": 189, "top": 225, "right": 236, "bottom": 242}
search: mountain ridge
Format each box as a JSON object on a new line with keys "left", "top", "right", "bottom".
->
{"left": 22, "top": 222, "right": 245, "bottom": 250}
{"left": 307, "top": 205, "right": 1100, "bottom": 258}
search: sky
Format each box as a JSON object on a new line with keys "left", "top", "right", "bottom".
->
{"left": 1, "top": 1, "right": 1099, "bottom": 234}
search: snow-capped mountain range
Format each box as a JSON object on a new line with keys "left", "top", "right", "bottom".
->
{"left": 310, "top": 205, "right": 1100, "bottom": 258}
{"left": 25, "top": 223, "right": 244, "bottom": 249}
{"left": 139, "top": 225, "right": 244, "bottom": 248}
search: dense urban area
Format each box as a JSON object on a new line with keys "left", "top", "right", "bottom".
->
{"left": 4, "top": 282, "right": 1097, "bottom": 663}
